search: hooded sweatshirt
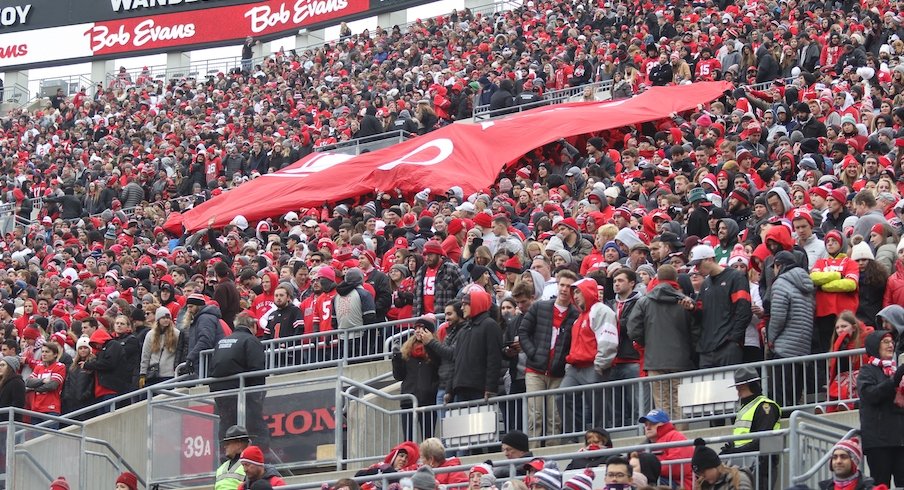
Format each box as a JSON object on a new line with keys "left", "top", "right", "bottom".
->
{"left": 565, "top": 279, "right": 618, "bottom": 371}
{"left": 614, "top": 227, "right": 642, "bottom": 251}
{"left": 250, "top": 271, "right": 278, "bottom": 321}
{"left": 765, "top": 187, "right": 794, "bottom": 220}
{"left": 83, "top": 328, "right": 127, "bottom": 397}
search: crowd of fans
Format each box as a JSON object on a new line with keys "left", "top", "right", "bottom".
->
{"left": 3, "top": 0, "right": 904, "bottom": 487}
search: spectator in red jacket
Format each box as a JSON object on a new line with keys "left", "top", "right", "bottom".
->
{"left": 883, "top": 238, "right": 904, "bottom": 307}
{"left": 419, "top": 438, "right": 468, "bottom": 486}
{"left": 640, "top": 409, "right": 694, "bottom": 490}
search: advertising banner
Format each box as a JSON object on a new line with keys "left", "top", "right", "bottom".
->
{"left": 0, "top": 0, "right": 436, "bottom": 70}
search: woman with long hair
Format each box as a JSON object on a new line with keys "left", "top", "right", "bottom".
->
{"left": 820, "top": 310, "right": 873, "bottom": 413}
{"left": 387, "top": 264, "right": 415, "bottom": 322}
{"left": 139, "top": 307, "right": 182, "bottom": 387}
{"left": 25, "top": 341, "right": 66, "bottom": 428}
{"left": 391, "top": 316, "right": 439, "bottom": 441}
{"left": 0, "top": 355, "right": 25, "bottom": 422}
{"left": 62, "top": 336, "right": 95, "bottom": 419}
{"left": 852, "top": 240, "right": 889, "bottom": 327}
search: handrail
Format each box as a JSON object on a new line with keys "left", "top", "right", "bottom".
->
{"left": 789, "top": 410, "right": 861, "bottom": 484}
{"left": 277, "top": 429, "right": 789, "bottom": 489}
{"left": 32, "top": 373, "right": 191, "bottom": 429}
{"left": 12, "top": 449, "right": 55, "bottom": 483}
{"left": 472, "top": 78, "right": 614, "bottom": 121}
{"left": 313, "top": 129, "right": 414, "bottom": 154}
{"left": 84, "top": 436, "right": 148, "bottom": 486}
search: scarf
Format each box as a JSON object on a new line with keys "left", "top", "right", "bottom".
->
{"left": 868, "top": 356, "right": 896, "bottom": 377}
{"left": 410, "top": 343, "right": 428, "bottom": 360}
{"left": 833, "top": 471, "right": 860, "bottom": 490}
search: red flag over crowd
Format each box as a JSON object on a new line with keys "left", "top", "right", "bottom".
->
{"left": 178, "top": 81, "right": 732, "bottom": 232}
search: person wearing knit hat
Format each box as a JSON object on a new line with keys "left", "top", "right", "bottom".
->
{"left": 114, "top": 471, "right": 138, "bottom": 490}
{"left": 50, "top": 476, "right": 70, "bottom": 490}
{"left": 531, "top": 460, "right": 562, "bottom": 490}
{"left": 415, "top": 237, "right": 464, "bottom": 317}
{"left": 692, "top": 438, "right": 754, "bottom": 489}
{"left": 411, "top": 465, "right": 437, "bottom": 490}
{"left": 2, "top": 355, "right": 20, "bottom": 373}
{"left": 850, "top": 241, "right": 875, "bottom": 261}
{"left": 238, "top": 445, "right": 286, "bottom": 488}
{"left": 819, "top": 438, "right": 875, "bottom": 490}
{"left": 500, "top": 430, "right": 531, "bottom": 460}
{"left": 563, "top": 468, "right": 595, "bottom": 490}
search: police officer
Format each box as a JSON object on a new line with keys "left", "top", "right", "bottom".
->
{"left": 720, "top": 366, "right": 780, "bottom": 489}
{"left": 216, "top": 425, "right": 251, "bottom": 490}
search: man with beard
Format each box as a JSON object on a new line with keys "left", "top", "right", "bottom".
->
{"left": 795, "top": 102, "right": 827, "bottom": 138}
{"left": 413, "top": 241, "right": 464, "bottom": 316}
{"left": 727, "top": 188, "right": 753, "bottom": 230}
{"left": 266, "top": 284, "right": 303, "bottom": 364}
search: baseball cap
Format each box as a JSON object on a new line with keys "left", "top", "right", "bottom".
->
{"left": 456, "top": 202, "right": 476, "bottom": 213}
{"left": 639, "top": 409, "right": 670, "bottom": 424}
{"left": 303, "top": 219, "right": 318, "bottom": 227}
{"left": 687, "top": 244, "right": 716, "bottom": 266}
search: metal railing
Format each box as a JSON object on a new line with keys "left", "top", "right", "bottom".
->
{"left": 472, "top": 79, "right": 614, "bottom": 120}
{"left": 789, "top": 411, "right": 861, "bottom": 488}
{"left": 313, "top": 130, "right": 414, "bottom": 155}
{"left": 329, "top": 348, "right": 865, "bottom": 467}
{"left": 1, "top": 83, "right": 31, "bottom": 108}
{"left": 197, "top": 316, "right": 423, "bottom": 378}
{"left": 276, "top": 430, "right": 791, "bottom": 490}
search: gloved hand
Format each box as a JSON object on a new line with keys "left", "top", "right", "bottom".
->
{"left": 894, "top": 364, "right": 904, "bottom": 385}
{"left": 719, "top": 442, "right": 733, "bottom": 454}
{"left": 138, "top": 376, "right": 146, "bottom": 389}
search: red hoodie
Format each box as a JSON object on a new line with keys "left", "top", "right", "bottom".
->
{"left": 467, "top": 290, "right": 492, "bottom": 317}
{"left": 88, "top": 329, "right": 118, "bottom": 398}
{"left": 565, "top": 279, "right": 618, "bottom": 370}
{"left": 651, "top": 422, "right": 695, "bottom": 490}
{"left": 250, "top": 271, "right": 278, "bottom": 325}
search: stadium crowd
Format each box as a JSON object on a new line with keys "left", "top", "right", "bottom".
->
{"left": 4, "top": 0, "right": 904, "bottom": 487}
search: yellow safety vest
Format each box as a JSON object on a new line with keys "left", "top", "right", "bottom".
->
{"left": 732, "top": 395, "right": 781, "bottom": 447}
{"left": 215, "top": 459, "right": 246, "bottom": 490}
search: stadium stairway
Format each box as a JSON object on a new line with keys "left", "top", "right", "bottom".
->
{"left": 14, "top": 359, "right": 392, "bottom": 489}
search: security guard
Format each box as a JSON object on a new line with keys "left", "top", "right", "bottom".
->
{"left": 720, "top": 366, "right": 781, "bottom": 490}
{"left": 216, "top": 425, "right": 251, "bottom": 490}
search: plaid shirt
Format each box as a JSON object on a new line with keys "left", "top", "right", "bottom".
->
{"left": 413, "top": 259, "right": 464, "bottom": 316}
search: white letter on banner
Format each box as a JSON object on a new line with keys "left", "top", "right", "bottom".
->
{"left": 378, "top": 138, "right": 453, "bottom": 171}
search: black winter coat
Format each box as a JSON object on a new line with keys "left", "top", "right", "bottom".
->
{"left": 518, "top": 300, "right": 578, "bottom": 377}
{"left": 84, "top": 338, "right": 129, "bottom": 393}
{"left": 61, "top": 366, "right": 94, "bottom": 415}
{"left": 425, "top": 324, "right": 461, "bottom": 391}
{"left": 392, "top": 345, "right": 439, "bottom": 407}
{"left": 0, "top": 376, "right": 25, "bottom": 422}
{"left": 449, "top": 312, "right": 503, "bottom": 394}
{"left": 209, "top": 326, "right": 265, "bottom": 391}
{"left": 857, "top": 331, "right": 904, "bottom": 450}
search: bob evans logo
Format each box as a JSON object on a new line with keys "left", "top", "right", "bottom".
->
{"left": 245, "top": 0, "right": 349, "bottom": 34}
{"left": 86, "top": 19, "right": 195, "bottom": 53}
{"left": 0, "top": 5, "right": 31, "bottom": 27}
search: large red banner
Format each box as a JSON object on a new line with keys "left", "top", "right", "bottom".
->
{"left": 178, "top": 82, "right": 733, "bottom": 232}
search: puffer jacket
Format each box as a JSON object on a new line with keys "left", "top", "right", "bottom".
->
{"left": 186, "top": 305, "right": 224, "bottom": 370}
{"left": 449, "top": 291, "right": 503, "bottom": 394}
{"left": 627, "top": 282, "right": 698, "bottom": 371}
{"left": 518, "top": 299, "right": 579, "bottom": 377}
{"left": 857, "top": 331, "right": 904, "bottom": 450}
{"left": 883, "top": 260, "right": 904, "bottom": 308}
{"left": 767, "top": 266, "right": 815, "bottom": 358}
{"left": 875, "top": 239, "right": 897, "bottom": 275}
{"left": 565, "top": 279, "right": 618, "bottom": 372}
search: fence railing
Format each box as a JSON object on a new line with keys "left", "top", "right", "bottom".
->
{"left": 472, "top": 79, "right": 614, "bottom": 120}
{"left": 334, "top": 348, "right": 863, "bottom": 468}
{"left": 275, "top": 430, "right": 792, "bottom": 490}
{"left": 197, "top": 316, "right": 424, "bottom": 378}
